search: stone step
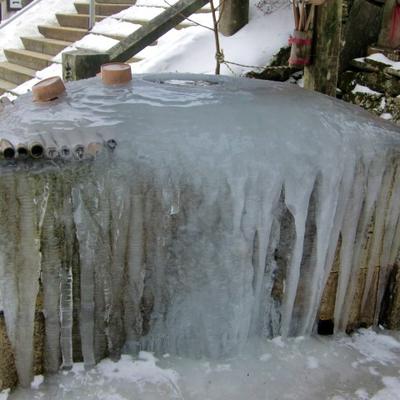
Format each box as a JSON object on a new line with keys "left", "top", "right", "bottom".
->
{"left": 0, "top": 78, "right": 16, "bottom": 95}
{"left": 56, "top": 13, "right": 106, "bottom": 29}
{"left": 74, "top": 2, "right": 131, "bottom": 16}
{"left": 38, "top": 25, "right": 88, "bottom": 42}
{"left": 0, "top": 62, "right": 36, "bottom": 85}
{"left": 4, "top": 49, "right": 54, "bottom": 70}
{"left": 20, "top": 36, "right": 72, "bottom": 56}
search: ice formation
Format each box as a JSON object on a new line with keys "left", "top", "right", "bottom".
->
{"left": 0, "top": 74, "right": 400, "bottom": 387}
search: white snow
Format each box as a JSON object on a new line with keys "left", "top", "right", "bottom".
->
{"left": 131, "top": 3, "right": 292, "bottom": 75}
{"left": 91, "top": 19, "right": 141, "bottom": 38}
{"left": 352, "top": 84, "right": 383, "bottom": 96}
{"left": 0, "top": 0, "right": 77, "bottom": 62}
{"left": 380, "top": 113, "right": 392, "bottom": 120}
{"left": 366, "top": 53, "right": 400, "bottom": 70}
{"left": 114, "top": 5, "right": 164, "bottom": 21}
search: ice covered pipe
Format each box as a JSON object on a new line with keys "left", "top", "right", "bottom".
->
{"left": 45, "top": 146, "right": 59, "bottom": 160}
{"left": 73, "top": 144, "right": 85, "bottom": 160}
{"left": 60, "top": 145, "right": 72, "bottom": 160}
{"left": 0, "top": 139, "right": 15, "bottom": 160}
{"left": 28, "top": 142, "right": 44, "bottom": 159}
{"left": 0, "top": 74, "right": 400, "bottom": 388}
{"left": 16, "top": 143, "right": 29, "bottom": 160}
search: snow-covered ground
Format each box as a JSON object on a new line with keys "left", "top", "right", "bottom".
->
{"left": 3, "top": 329, "right": 400, "bottom": 400}
{"left": 0, "top": 0, "right": 292, "bottom": 100}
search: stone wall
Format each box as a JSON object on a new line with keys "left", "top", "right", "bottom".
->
{"left": 338, "top": 53, "right": 400, "bottom": 125}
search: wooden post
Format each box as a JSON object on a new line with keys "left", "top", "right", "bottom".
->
{"left": 62, "top": 50, "right": 110, "bottom": 81}
{"left": 303, "top": 0, "right": 343, "bottom": 97}
{"left": 378, "top": 0, "right": 400, "bottom": 49}
{"left": 218, "top": 0, "right": 249, "bottom": 37}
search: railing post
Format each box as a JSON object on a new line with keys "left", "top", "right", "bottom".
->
{"left": 89, "top": 0, "right": 95, "bottom": 29}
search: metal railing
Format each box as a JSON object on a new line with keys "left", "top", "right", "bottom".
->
{"left": 0, "top": 0, "right": 44, "bottom": 30}
{"left": 89, "top": 0, "right": 96, "bottom": 29}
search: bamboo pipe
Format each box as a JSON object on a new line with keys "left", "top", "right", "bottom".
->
{"left": 86, "top": 142, "right": 103, "bottom": 159}
{"left": 16, "top": 144, "right": 29, "bottom": 160}
{"left": 0, "top": 139, "right": 16, "bottom": 160}
{"left": 73, "top": 144, "right": 85, "bottom": 160}
{"left": 29, "top": 142, "right": 44, "bottom": 159}
{"left": 293, "top": 1, "right": 300, "bottom": 30}
{"left": 304, "top": 4, "right": 315, "bottom": 31}
{"left": 106, "top": 139, "right": 117, "bottom": 151}
{"left": 60, "top": 145, "right": 72, "bottom": 160}
{"left": 45, "top": 146, "right": 59, "bottom": 160}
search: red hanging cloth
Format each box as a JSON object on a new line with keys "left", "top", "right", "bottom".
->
{"left": 389, "top": 4, "right": 400, "bottom": 46}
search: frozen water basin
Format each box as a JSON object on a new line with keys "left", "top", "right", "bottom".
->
{"left": 6, "top": 329, "right": 400, "bottom": 400}
{"left": 1, "top": 74, "right": 400, "bottom": 389}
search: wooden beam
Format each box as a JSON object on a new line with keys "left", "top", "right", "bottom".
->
{"left": 218, "top": 0, "right": 249, "bottom": 37}
{"left": 109, "top": 0, "right": 210, "bottom": 62}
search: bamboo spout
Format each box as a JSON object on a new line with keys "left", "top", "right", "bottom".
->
{"left": 106, "top": 139, "right": 117, "bottom": 151}
{"left": 74, "top": 144, "right": 85, "bottom": 160}
{"left": 86, "top": 142, "right": 103, "bottom": 158}
{"left": 16, "top": 144, "right": 29, "bottom": 160}
{"left": 29, "top": 142, "right": 44, "bottom": 159}
{"left": 45, "top": 146, "right": 59, "bottom": 160}
{"left": 0, "top": 139, "right": 15, "bottom": 160}
{"left": 60, "top": 146, "right": 72, "bottom": 160}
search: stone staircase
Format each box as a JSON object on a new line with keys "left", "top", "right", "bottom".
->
{"left": 0, "top": 0, "right": 213, "bottom": 95}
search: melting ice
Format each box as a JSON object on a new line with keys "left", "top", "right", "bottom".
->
{"left": 0, "top": 74, "right": 400, "bottom": 387}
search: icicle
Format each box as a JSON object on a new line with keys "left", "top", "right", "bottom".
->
{"left": 334, "top": 161, "right": 369, "bottom": 332}
{"left": 361, "top": 159, "right": 396, "bottom": 315}
{"left": 40, "top": 177, "right": 62, "bottom": 373}
{"left": 306, "top": 159, "right": 356, "bottom": 334}
{"left": 107, "top": 173, "right": 131, "bottom": 359}
{"left": 13, "top": 174, "right": 42, "bottom": 386}
{"left": 124, "top": 190, "right": 145, "bottom": 353}
{"left": 0, "top": 172, "right": 19, "bottom": 350}
{"left": 281, "top": 172, "right": 317, "bottom": 337}
{"left": 59, "top": 179, "right": 76, "bottom": 369}
{"left": 72, "top": 185, "right": 96, "bottom": 368}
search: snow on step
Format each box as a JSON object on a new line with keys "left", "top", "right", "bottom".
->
{"left": 91, "top": 18, "right": 141, "bottom": 37}
{"left": 52, "top": 34, "right": 119, "bottom": 63}
{"left": 114, "top": 5, "right": 164, "bottom": 21}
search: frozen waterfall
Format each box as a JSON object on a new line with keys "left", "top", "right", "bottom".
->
{"left": 0, "top": 74, "right": 400, "bottom": 387}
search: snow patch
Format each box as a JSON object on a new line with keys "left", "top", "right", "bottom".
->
{"left": 352, "top": 84, "right": 383, "bottom": 96}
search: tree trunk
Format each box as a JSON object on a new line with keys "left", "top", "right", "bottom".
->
{"left": 218, "top": 0, "right": 249, "bottom": 37}
{"left": 303, "top": 0, "right": 343, "bottom": 97}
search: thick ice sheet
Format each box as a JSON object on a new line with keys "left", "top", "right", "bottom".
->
{"left": 4, "top": 330, "right": 400, "bottom": 400}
